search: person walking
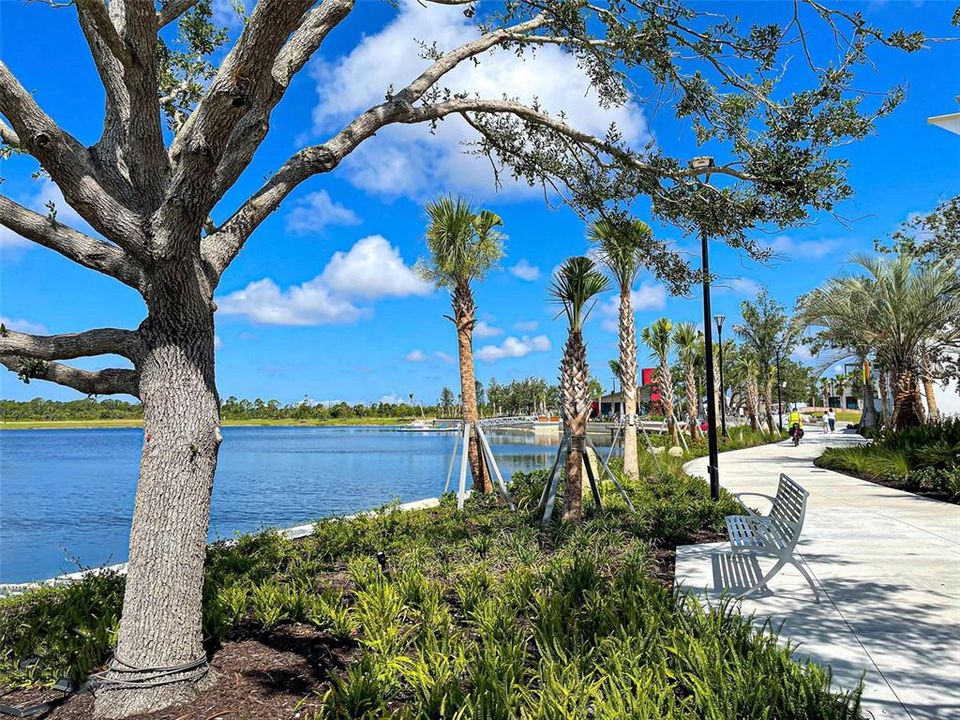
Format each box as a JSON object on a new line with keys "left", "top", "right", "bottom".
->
{"left": 821, "top": 410, "right": 830, "bottom": 433}
{"left": 826, "top": 408, "right": 837, "bottom": 433}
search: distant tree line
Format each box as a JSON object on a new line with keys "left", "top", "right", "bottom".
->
{"left": 0, "top": 396, "right": 435, "bottom": 421}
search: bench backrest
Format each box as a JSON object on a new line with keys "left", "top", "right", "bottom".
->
{"left": 768, "top": 473, "right": 809, "bottom": 546}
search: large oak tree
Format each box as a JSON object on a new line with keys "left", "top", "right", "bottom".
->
{"left": 0, "top": 0, "right": 922, "bottom": 716}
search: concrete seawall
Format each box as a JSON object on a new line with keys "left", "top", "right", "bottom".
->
{"left": 0, "top": 496, "right": 442, "bottom": 598}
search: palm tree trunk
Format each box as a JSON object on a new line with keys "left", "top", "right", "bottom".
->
{"left": 764, "top": 372, "right": 777, "bottom": 435}
{"left": 878, "top": 369, "right": 889, "bottom": 429}
{"left": 618, "top": 287, "right": 639, "bottom": 481}
{"left": 861, "top": 375, "right": 878, "bottom": 431}
{"left": 891, "top": 366, "right": 923, "bottom": 429}
{"left": 923, "top": 361, "right": 939, "bottom": 422}
{"left": 452, "top": 282, "right": 489, "bottom": 493}
{"left": 659, "top": 360, "right": 678, "bottom": 445}
{"left": 685, "top": 363, "right": 698, "bottom": 439}
{"left": 746, "top": 375, "right": 759, "bottom": 431}
{"left": 561, "top": 330, "right": 589, "bottom": 522}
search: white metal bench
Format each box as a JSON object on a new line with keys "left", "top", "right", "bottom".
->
{"left": 725, "top": 473, "right": 820, "bottom": 602}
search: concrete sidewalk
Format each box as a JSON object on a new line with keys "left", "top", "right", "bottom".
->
{"left": 678, "top": 430, "right": 960, "bottom": 720}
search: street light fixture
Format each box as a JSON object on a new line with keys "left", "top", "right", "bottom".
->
{"left": 714, "top": 314, "right": 727, "bottom": 439}
{"left": 689, "top": 155, "right": 721, "bottom": 501}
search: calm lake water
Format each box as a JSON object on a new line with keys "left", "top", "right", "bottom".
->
{"left": 0, "top": 425, "right": 606, "bottom": 584}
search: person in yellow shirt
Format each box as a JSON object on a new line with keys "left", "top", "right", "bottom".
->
{"left": 788, "top": 407, "right": 804, "bottom": 445}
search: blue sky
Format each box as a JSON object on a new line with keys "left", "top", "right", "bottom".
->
{"left": 1, "top": 0, "right": 958, "bottom": 405}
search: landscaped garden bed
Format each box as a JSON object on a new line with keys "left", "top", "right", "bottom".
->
{"left": 815, "top": 419, "right": 960, "bottom": 505}
{"left": 2, "top": 455, "right": 863, "bottom": 720}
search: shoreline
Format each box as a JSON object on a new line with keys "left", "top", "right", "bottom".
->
{"left": 0, "top": 417, "right": 414, "bottom": 430}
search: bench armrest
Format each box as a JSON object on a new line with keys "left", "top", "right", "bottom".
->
{"left": 733, "top": 492, "right": 776, "bottom": 517}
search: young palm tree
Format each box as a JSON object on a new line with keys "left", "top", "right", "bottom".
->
{"left": 420, "top": 196, "right": 505, "bottom": 493}
{"left": 736, "top": 352, "right": 761, "bottom": 431}
{"left": 589, "top": 218, "right": 651, "bottom": 480}
{"left": 735, "top": 291, "right": 790, "bottom": 434}
{"left": 550, "top": 257, "right": 610, "bottom": 522}
{"left": 641, "top": 317, "right": 679, "bottom": 445}
{"left": 673, "top": 322, "right": 700, "bottom": 439}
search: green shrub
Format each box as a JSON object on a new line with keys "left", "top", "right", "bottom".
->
{"left": 0, "top": 571, "right": 124, "bottom": 686}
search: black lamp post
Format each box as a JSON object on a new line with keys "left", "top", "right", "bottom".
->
{"left": 690, "top": 155, "right": 721, "bottom": 501}
{"left": 714, "top": 314, "right": 727, "bottom": 439}
{"left": 775, "top": 347, "right": 784, "bottom": 432}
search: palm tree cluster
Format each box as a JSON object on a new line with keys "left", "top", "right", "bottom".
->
{"left": 798, "top": 253, "right": 960, "bottom": 430}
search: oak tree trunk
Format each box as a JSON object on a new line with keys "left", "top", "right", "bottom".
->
{"left": 95, "top": 261, "right": 221, "bottom": 718}
{"left": 452, "top": 282, "right": 489, "bottom": 493}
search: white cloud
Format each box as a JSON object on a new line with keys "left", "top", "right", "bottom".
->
{"left": 319, "top": 235, "right": 432, "bottom": 300}
{"left": 513, "top": 320, "right": 538, "bottom": 332}
{"left": 285, "top": 190, "right": 361, "bottom": 235}
{"left": 435, "top": 351, "right": 454, "bottom": 363}
{"left": 474, "top": 320, "right": 502, "bottom": 338}
{"left": 476, "top": 334, "right": 551, "bottom": 362}
{"left": 508, "top": 259, "right": 541, "bottom": 281}
{"left": 217, "top": 235, "right": 429, "bottom": 325}
{"left": 599, "top": 282, "right": 667, "bottom": 332}
{"left": 308, "top": 0, "right": 648, "bottom": 199}
{"left": 768, "top": 235, "right": 841, "bottom": 260}
{"left": 0, "top": 316, "right": 47, "bottom": 334}
{"left": 405, "top": 349, "right": 426, "bottom": 362}
{"left": 379, "top": 393, "right": 405, "bottom": 404}
{"left": 214, "top": 335, "right": 223, "bottom": 349}
{"left": 715, "top": 277, "right": 763, "bottom": 297}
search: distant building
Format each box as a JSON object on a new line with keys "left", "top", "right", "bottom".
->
{"left": 597, "top": 368, "right": 658, "bottom": 416}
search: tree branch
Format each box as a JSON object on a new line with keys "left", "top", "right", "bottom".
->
{"left": 206, "top": 0, "right": 356, "bottom": 207}
{"left": 0, "top": 61, "right": 146, "bottom": 251}
{"left": 0, "top": 194, "right": 142, "bottom": 289}
{"left": 165, "top": 0, "right": 315, "bottom": 238}
{"left": 75, "top": 0, "right": 130, "bottom": 66}
{"left": 0, "top": 355, "right": 140, "bottom": 397}
{"left": 157, "top": 0, "right": 201, "bottom": 28}
{"left": 0, "top": 118, "right": 20, "bottom": 147}
{"left": 0, "top": 326, "right": 141, "bottom": 362}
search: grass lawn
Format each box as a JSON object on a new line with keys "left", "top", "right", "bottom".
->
{"left": 2, "top": 435, "right": 861, "bottom": 719}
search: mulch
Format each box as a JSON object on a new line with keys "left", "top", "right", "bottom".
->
{"left": 2, "top": 533, "right": 722, "bottom": 719}
{"left": 0, "top": 625, "right": 357, "bottom": 720}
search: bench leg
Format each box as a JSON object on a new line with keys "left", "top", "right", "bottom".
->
{"left": 735, "top": 552, "right": 821, "bottom": 603}
{"left": 735, "top": 554, "right": 787, "bottom": 599}
{"left": 787, "top": 555, "right": 821, "bottom": 603}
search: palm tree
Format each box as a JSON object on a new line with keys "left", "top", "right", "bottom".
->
{"left": 589, "top": 218, "right": 651, "bottom": 480}
{"left": 736, "top": 351, "right": 761, "bottom": 431}
{"left": 608, "top": 358, "right": 622, "bottom": 395}
{"left": 420, "top": 196, "right": 505, "bottom": 493}
{"left": 673, "top": 322, "right": 700, "bottom": 439}
{"left": 550, "top": 257, "right": 610, "bottom": 522}
{"left": 735, "top": 290, "right": 790, "bottom": 435}
{"left": 803, "top": 254, "right": 959, "bottom": 428}
{"left": 641, "top": 317, "right": 679, "bottom": 445}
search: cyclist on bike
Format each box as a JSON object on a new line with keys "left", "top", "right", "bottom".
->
{"left": 788, "top": 407, "right": 804, "bottom": 445}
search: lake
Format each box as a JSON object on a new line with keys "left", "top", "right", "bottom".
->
{"left": 0, "top": 425, "right": 605, "bottom": 584}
